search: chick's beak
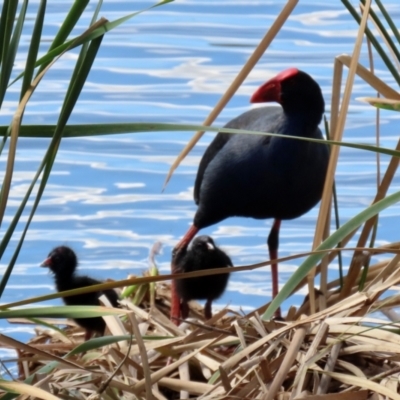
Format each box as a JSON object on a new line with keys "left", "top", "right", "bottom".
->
{"left": 206, "top": 242, "right": 215, "bottom": 251}
{"left": 40, "top": 258, "right": 52, "bottom": 268}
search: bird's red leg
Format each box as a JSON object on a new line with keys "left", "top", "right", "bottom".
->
{"left": 170, "top": 278, "right": 181, "bottom": 324}
{"left": 267, "top": 219, "right": 282, "bottom": 319}
{"left": 171, "top": 225, "right": 199, "bottom": 324}
{"left": 204, "top": 299, "right": 212, "bottom": 320}
{"left": 84, "top": 330, "right": 94, "bottom": 341}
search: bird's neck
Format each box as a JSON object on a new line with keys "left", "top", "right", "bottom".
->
{"left": 54, "top": 273, "right": 74, "bottom": 291}
{"left": 283, "top": 110, "right": 322, "bottom": 136}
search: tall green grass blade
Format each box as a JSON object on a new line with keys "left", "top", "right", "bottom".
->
{"left": 0, "top": 35, "right": 104, "bottom": 296}
{"left": 59, "top": 35, "right": 103, "bottom": 129}
{"left": 0, "top": 306, "right": 124, "bottom": 320}
{"left": 0, "top": 0, "right": 40, "bottom": 152}
{"left": 49, "top": 0, "right": 89, "bottom": 47}
{"left": 358, "top": 218, "right": 379, "bottom": 290}
{"left": 0, "top": 158, "right": 46, "bottom": 287}
{"left": 360, "top": 0, "right": 400, "bottom": 62}
{"left": 0, "top": 1, "right": 31, "bottom": 228}
{"left": 324, "top": 116, "right": 343, "bottom": 287}
{"left": 0, "top": 1, "right": 12, "bottom": 66}
{"left": 333, "top": 182, "right": 343, "bottom": 288}
{"left": 92, "top": 0, "right": 104, "bottom": 23}
{"left": 20, "top": 0, "right": 47, "bottom": 98}
{"left": 2, "top": 122, "right": 399, "bottom": 160}
{"left": 0, "top": 126, "right": 11, "bottom": 156}
{"left": 37, "top": 33, "right": 104, "bottom": 220}
{"left": 0, "top": 76, "right": 53, "bottom": 288}
{"left": 375, "top": 0, "right": 400, "bottom": 45}
{"left": 36, "top": 0, "right": 90, "bottom": 75}
{"left": 70, "top": 0, "right": 103, "bottom": 80}
{"left": 0, "top": 0, "right": 30, "bottom": 153}
{"left": 262, "top": 190, "right": 400, "bottom": 320}
{"left": 0, "top": 0, "right": 18, "bottom": 106}
{"left": 341, "top": 0, "right": 400, "bottom": 86}
{"left": 0, "top": 0, "right": 18, "bottom": 69}
{"left": 1, "top": 0, "right": 28, "bottom": 101}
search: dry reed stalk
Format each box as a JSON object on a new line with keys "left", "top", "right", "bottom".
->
{"left": 309, "top": 0, "right": 372, "bottom": 314}
{"left": 332, "top": 54, "right": 400, "bottom": 299}
{"left": 263, "top": 324, "right": 309, "bottom": 400}
{"left": 291, "top": 322, "right": 329, "bottom": 398}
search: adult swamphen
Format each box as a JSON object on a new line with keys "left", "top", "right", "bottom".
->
{"left": 41, "top": 246, "right": 120, "bottom": 339}
{"left": 175, "top": 235, "right": 232, "bottom": 320}
{"left": 171, "top": 68, "right": 329, "bottom": 323}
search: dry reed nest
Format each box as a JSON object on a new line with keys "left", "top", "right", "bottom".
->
{"left": 4, "top": 253, "right": 400, "bottom": 400}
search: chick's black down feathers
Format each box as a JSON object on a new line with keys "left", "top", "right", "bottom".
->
{"left": 41, "top": 246, "right": 119, "bottom": 336}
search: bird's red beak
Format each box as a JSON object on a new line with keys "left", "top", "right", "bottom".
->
{"left": 250, "top": 80, "right": 281, "bottom": 103}
{"left": 40, "top": 258, "right": 52, "bottom": 268}
{"left": 250, "top": 68, "right": 299, "bottom": 104}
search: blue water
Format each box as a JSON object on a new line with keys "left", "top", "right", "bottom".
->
{"left": 1, "top": 0, "right": 400, "bottom": 356}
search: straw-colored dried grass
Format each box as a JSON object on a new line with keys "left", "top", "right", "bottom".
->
{"left": 4, "top": 254, "right": 400, "bottom": 400}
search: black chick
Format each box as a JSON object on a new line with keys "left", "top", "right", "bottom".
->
{"left": 174, "top": 235, "right": 232, "bottom": 320}
{"left": 41, "top": 246, "right": 119, "bottom": 339}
